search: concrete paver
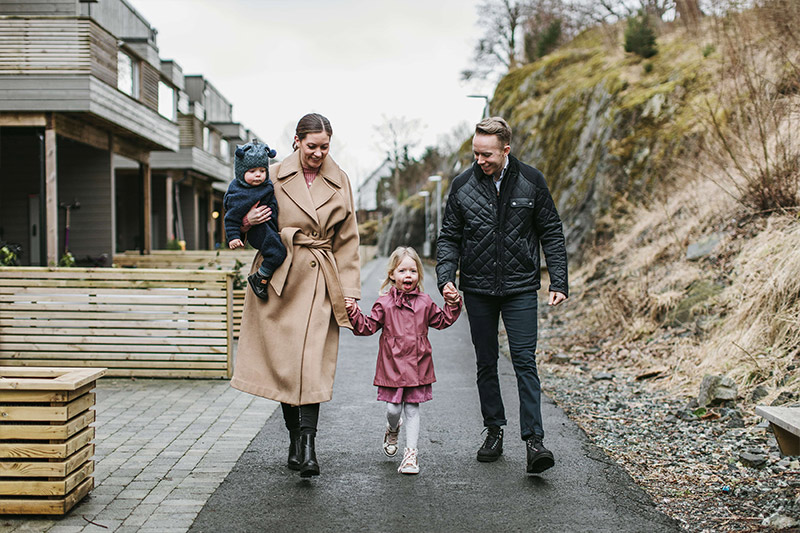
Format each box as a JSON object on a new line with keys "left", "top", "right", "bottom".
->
{"left": 1, "top": 379, "right": 276, "bottom": 533}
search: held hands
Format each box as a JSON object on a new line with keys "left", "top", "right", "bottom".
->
{"left": 228, "top": 238, "right": 243, "bottom": 249}
{"left": 245, "top": 204, "right": 272, "bottom": 226}
{"left": 549, "top": 291, "right": 567, "bottom": 306}
{"left": 442, "top": 282, "right": 461, "bottom": 307}
{"left": 344, "top": 297, "right": 358, "bottom": 313}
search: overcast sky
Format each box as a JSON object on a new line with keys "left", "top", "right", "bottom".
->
{"left": 130, "top": 0, "right": 492, "bottom": 188}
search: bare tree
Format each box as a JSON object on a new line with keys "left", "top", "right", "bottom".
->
{"left": 675, "top": 0, "right": 703, "bottom": 26}
{"left": 565, "top": 0, "right": 674, "bottom": 24}
{"left": 462, "top": 0, "right": 532, "bottom": 81}
{"left": 373, "top": 115, "right": 424, "bottom": 202}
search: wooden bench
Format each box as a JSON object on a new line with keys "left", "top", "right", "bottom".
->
{"left": 0, "top": 267, "right": 234, "bottom": 378}
{"left": 755, "top": 406, "right": 800, "bottom": 456}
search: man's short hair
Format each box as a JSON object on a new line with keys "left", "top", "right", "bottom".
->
{"left": 475, "top": 117, "right": 512, "bottom": 147}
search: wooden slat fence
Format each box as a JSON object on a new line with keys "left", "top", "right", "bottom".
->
{"left": 113, "top": 250, "right": 256, "bottom": 271}
{"left": 113, "top": 250, "right": 254, "bottom": 338}
{"left": 0, "top": 267, "right": 234, "bottom": 378}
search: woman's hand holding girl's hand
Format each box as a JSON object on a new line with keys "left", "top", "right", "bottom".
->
{"left": 245, "top": 204, "right": 272, "bottom": 226}
{"left": 228, "top": 239, "right": 243, "bottom": 249}
{"left": 344, "top": 297, "right": 358, "bottom": 312}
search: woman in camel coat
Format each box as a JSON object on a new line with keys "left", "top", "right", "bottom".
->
{"left": 231, "top": 113, "right": 361, "bottom": 478}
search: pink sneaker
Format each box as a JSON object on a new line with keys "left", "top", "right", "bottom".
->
{"left": 398, "top": 448, "right": 419, "bottom": 474}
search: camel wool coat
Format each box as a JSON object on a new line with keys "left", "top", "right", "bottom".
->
{"left": 230, "top": 150, "right": 361, "bottom": 405}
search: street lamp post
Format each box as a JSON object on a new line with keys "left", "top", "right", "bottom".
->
{"left": 428, "top": 175, "right": 442, "bottom": 254}
{"left": 467, "top": 94, "right": 490, "bottom": 119}
{"left": 418, "top": 190, "right": 430, "bottom": 257}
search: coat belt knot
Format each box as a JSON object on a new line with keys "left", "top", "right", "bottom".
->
{"left": 270, "top": 227, "right": 351, "bottom": 328}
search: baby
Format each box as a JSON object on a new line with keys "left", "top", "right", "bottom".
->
{"left": 223, "top": 140, "right": 286, "bottom": 300}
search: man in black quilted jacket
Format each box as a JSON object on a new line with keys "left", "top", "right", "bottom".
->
{"left": 436, "top": 117, "right": 568, "bottom": 474}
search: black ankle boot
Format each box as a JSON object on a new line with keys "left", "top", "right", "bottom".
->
{"left": 287, "top": 430, "right": 301, "bottom": 471}
{"left": 299, "top": 433, "right": 320, "bottom": 478}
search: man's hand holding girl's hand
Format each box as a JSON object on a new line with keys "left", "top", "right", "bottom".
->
{"left": 442, "top": 282, "right": 461, "bottom": 306}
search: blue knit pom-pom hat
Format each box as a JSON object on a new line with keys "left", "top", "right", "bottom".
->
{"left": 234, "top": 140, "right": 277, "bottom": 187}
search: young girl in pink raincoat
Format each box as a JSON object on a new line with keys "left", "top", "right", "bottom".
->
{"left": 345, "top": 246, "right": 461, "bottom": 474}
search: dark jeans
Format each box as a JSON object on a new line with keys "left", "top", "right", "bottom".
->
{"left": 464, "top": 291, "right": 543, "bottom": 441}
{"left": 281, "top": 403, "right": 319, "bottom": 437}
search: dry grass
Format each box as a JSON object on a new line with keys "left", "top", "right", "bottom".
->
{"left": 536, "top": 4, "right": 800, "bottom": 412}
{"left": 692, "top": 216, "right": 800, "bottom": 399}
{"left": 556, "top": 170, "right": 800, "bottom": 406}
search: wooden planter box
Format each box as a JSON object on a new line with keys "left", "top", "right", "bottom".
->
{"left": 0, "top": 367, "right": 105, "bottom": 515}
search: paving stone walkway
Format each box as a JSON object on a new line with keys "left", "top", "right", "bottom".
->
{"left": 2, "top": 379, "right": 277, "bottom": 533}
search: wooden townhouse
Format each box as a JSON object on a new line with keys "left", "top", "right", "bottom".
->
{"left": 0, "top": 0, "right": 259, "bottom": 264}
{"left": 114, "top": 74, "right": 258, "bottom": 251}
{"left": 0, "top": 0, "right": 180, "bottom": 266}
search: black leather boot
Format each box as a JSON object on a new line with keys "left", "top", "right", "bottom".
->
{"left": 287, "top": 429, "right": 301, "bottom": 471}
{"left": 299, "top": 433, "right": 320, "bottom": 478}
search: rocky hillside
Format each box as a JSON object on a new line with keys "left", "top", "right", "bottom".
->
{"left": 379, "top": 10, "right": 799, "bottom": 405}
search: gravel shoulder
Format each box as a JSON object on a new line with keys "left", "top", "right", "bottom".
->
{"left": 530, "top": 306, "right": 800, "bottom": 532}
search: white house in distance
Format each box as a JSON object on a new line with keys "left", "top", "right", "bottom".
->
{"left": 356, "top": 156, "right": 393, "bottom": 222}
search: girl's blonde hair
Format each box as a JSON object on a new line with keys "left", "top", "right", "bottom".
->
{"left": 380, "top": 246, "right": 424, "bottom": 293}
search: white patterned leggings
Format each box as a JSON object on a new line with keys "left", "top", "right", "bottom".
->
{"left": 386, "top": 402, "right": 420, "bottom": 450}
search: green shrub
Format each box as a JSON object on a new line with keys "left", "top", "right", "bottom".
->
{"left": 58, "top": 252, "right": 75, "bottom": 267}
{"left": 525, "top": 19, "right": 562, "bottom": 62}
{"left": 643, "top": 61, "right": 654, "bottom": 74}
{"left": 0, "top": 242, "right": 20, "bottom": 266}
{"left": 537, "top": 20, "right": 562, "bottom": 59}
{"left": 624, "top": 12, "right": 658, "bottom": 59}
{"left": 702, "top": 43, "right": 715, "bottom": 58}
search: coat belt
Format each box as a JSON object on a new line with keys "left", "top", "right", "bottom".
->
{"left": 269, "top": 227, "right": 351, "bottom": 328}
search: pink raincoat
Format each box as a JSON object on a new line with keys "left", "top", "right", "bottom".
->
{"left": 348, "top": 286, "right": 461, "bottom": 388}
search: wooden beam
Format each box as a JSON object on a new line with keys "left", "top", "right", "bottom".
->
{"left": 191, "top": 187, "right": 199, "bottom": 250}
{"left": 0, "top": 113, "right": 46, "bottom": 127}
{"left": 110, "top": 135, "right": 149, "bottom": 164}
{"left": 142, "top": 161, "right": 152, "bottom": 254}
{"left": 166, "top": 174, "right": 174, "bottom": 242}
{"left": 207, "top": 188, "right": 215, "bottom": 250}
{"left": 54, "top": 115, "right": 109, "bottom": 152}
{"left": 44, "top": 116, "right": 58, "bottom": 266}
{"left": 226, "top": 273, "right": 234, "bottom": 378}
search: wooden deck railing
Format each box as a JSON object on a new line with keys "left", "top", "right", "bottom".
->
{"left": 0, "top": 267, "right": 234, "bottom": 378}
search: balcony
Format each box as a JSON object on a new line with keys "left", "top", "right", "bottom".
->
{"left": 0, "top": 16, "right": 177, "bottom": 151}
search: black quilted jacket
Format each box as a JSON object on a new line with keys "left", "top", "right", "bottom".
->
{"left": 436, "top": 155, "right": 568, "bottom": 297}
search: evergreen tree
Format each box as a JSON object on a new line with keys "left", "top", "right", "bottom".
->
{"left": 624, "top": 11, "right": 658, "bottom": 59}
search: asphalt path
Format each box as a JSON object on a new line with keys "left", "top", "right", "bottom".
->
{"left": 190, "top": 260, "right": 680, "bottom": 533}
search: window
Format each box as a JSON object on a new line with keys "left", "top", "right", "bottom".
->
{"left": 117, "top": 50, "right": 139, "bottom": 98}
{"left": 158, "top": 81, "right": 175, "bottom": 120}
{"left": 220, "top": 139, "right": 230, "bottom": 162}
{"left": 203, "top": 127, "right": 210, "bottom": 152}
